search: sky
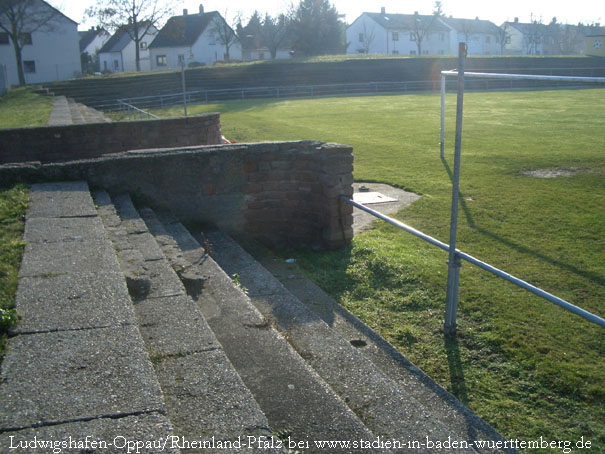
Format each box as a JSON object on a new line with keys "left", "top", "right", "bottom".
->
{"left": 51, "top": 0, "right": 602, "bottom": 31}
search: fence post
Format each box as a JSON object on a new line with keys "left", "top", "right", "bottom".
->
{"left": 181, "top": 61, "right": 188, "bottom": 117}
{"left": 444, "top": 42, "right": 467, "bottom": 336}
{"left": 440, "top": 74, "right": 446, "bottom": 158}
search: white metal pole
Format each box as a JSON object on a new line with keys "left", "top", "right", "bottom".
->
{"left": 444, "top": 43, "right": 467, "bottom": 336}
{"left": 440, "top": 74, "right": 446, "bottom": 158}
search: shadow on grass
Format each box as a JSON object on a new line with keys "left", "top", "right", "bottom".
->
{"left": 440, "top": 156, "right": 605, "bottom": 286}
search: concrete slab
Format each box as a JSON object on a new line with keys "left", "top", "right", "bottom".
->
{"left": 0, "top": 413, "right": 178, "bottom": 454}
{"left": 18, "top": 238, "right": 120, "bottom": 278}
{"left": 153, "top": 350, "right": 281, "bottom": 451}
{"left": 352, "top": 182, "right": 421, "bottom": 234}
{"left": 23, "top": 216, "right": 106, "bottom": 244}
{"left": 135, "top": 294, "right": 218, "bottom": 358}
{"left": 11, "top": 270, "right": 135, "bottom": 334}
{"left": 0, "top": 326, "right": 164, "bottom": 431}
{"left": 27, "top": 182, "right": 97, "bottom": 219}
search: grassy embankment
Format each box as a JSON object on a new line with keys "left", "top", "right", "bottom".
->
{"left": 152, "top": 89, "right": 605, "bottom": 451}
{"left": 0, "top": 88, "right": 49, "bottom": 358}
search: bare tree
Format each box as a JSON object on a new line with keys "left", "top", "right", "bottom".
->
{"left": 261, "top": 13, "right": 290, "bottom": 59}
{"left": 0, "top": 0, "right": 62, "bottom": 85}
{"left": 497, "top": 21, "right": 511, "bottom": 55}
{"left": 410, "top": 12, "right": 438, "bottom": 55}
{"left": 524, "top": 14, "right": 544, "bottom": 55}
{"left": 211, "top": 11, "right": 240, "bottom": 61}
{"left": 86, "top": 0, "right": 175, "bottom": 71}
{"left": 359, "top": 22, "right": 375, "bottom": 54}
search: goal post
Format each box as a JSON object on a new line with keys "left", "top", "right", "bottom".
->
{"left": 439, "top": 71, "right": 605, "bottom": 158}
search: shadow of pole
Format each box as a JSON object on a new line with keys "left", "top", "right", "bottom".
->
{"left": 440, "top": 156, "right": 604, "bottom": 286}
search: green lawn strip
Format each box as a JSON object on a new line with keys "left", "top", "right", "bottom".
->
{"left": 0, "top": 185, "right": 28, "bottom": 361}
{"left": 152, "top": 89, "right": 604, "bottom": 449}
{"left": 0, "top": 87, "right": 54, "bottom": 129}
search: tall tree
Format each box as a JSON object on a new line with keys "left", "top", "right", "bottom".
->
{"left": 497, "top": 22, "right": 511, "bottom": 55}
{"left": 410, "top": 11, "right": 439, "bottom": 55}
{"left": 261, "top": 13, "right": 290, "bottom": 59}
{"left": 85, "top": 0, "right": 175, "bottom": 71}
{"left": 0, "top": 0, "right": 62, "bottom": 85}
{"left": 289, "top": 0, "right": 345, "bottom": 57}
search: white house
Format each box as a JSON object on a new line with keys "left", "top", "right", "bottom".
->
{"left": 79, "top": 27, "right": 111, "bottom": 58}
{"left": 346, "top": 9, "right": 451, "bottom": 56}
{"left": 149, "top": 6, "right": 242, "bottom": 69}
{"left": 438, "top": 17, "right": 502, "bottom": 55}
{"left": 98, "top": 24, "right": 158, "bottom": 73}
{"left": 502, "top": 19, "right": 544, "bottom": 55}
{"left": 0, "top": 0, "right": 80, "bottom": 85}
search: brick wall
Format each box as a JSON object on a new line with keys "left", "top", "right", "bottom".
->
{"left": 0, "top": 114, "right": 221, "bottom": 165}
{"left": 0, "top": 141, "right": 354, "bottom": 248}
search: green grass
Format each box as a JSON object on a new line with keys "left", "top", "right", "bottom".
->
{"left": 0, "top": 87, "right": 53, "bottom": 128}
{"left": 0, "top": 185, "right": 28, "bottom": 360}
{"left": 152, "top": 89, "right": 605, "bottom": 450}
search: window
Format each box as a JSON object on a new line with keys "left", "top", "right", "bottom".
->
{"left": 410, "top": 50, "right": 416, "bottom": 55}
{"left": 23, "top": 60, "right": 36, "bottom": 73}
{"left": 439, "top": 33, "right": 445, "bottom": 42}
{"left": 156, "top": 55, "right": 167, "bottom": 66}
{"left": 392, "top": 32, "right": 399, "bottom": 41}
{"left": 486, "top": 36, "right": 491, "bottom": 44}
{"left": 140, "top": 41, "right": 147, "bottom": 49}
{"left": 359, "top": 33, "right": 364, "bottom": 43}
{"left": 0, "top": 33, "right": 9, "bottom": 45}
{"left": 392, "top": 50, "right": 399, "bottom": 54}
{"left": 113, "top": 60, "right": 119, "bottom": 70}
{"left": 506, "top": 36, "right": 511, "bottom": 44}
{"left": 20, "top": 33, "right": 32, "bottom": 45}
{"left": 439, "top": 50, "right": 445, "bottom": 54}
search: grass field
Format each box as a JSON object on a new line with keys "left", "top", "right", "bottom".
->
{"left": 153, "top": 89, "right": 605, "bottom": 450}
{"left": 0, "top": 88, "right": 53, "bottom": 128}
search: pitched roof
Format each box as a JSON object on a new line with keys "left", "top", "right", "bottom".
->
{"left": 79, "top": 28, "right": 106, "bottom": 52}
{"left": 149, "top": 11, "right": 220, "bottom": 48}
{"left": 363, "top": 12, "right": 450, "bottom": 32}
{"left": 39, "top": 0, "right": 78, "bottom": 26}
{"left": 440, "top": 17, "right": 500, "bottom": 34}
{"left": 99, "top": 23, "right": 153, "bottom": 53}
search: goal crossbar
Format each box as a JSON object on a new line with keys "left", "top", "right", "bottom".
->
{"left": 439, "top": 71, "right": 605, "bottom": 157}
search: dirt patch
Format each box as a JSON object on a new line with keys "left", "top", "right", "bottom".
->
{"left": 521, "top": 167, "right": 588, "bottom": 178}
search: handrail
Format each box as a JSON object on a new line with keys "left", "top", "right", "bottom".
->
{"left": 117, "top": 99, "right": 159, "bottom": 120}
{"left": 340, "top": 195, "right": 605, "bottom": 329}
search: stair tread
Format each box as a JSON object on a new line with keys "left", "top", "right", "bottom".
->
{"left": 140, "top": 210, "right": 384, "bottom": 453}
{"left": 95, "top": 192, "right": 283, "bottom": 452}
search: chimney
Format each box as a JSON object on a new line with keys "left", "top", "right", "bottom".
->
{"left": 183, "top": 8, "right": 188, "bottom": 15}
{"left": 514, "top": 17, "right": 519, "bottom": 23}
{"left": 475, "top": 16, "right": 479, "bottom": 20}
{"left": 199, "top": 4, "right": 204, "bottom": 14}
{"left": 381, "top": 7, "right": 385, "bottom": 14}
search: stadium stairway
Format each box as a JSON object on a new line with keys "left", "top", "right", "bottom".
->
{"left": 0, "top": 181, "right": 515, "bottom": 453}
{"left": 46, "top": 96, "right": 112, "bottom": 126}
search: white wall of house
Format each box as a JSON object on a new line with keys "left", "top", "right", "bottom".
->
{"left": 0, "top": 13, "right": 80, "bottom": 85}
{"left": 243, "top": 48, "right": 291, "bottom": 61}
{"left": 150, "top": 27, "right": 242, "bottom": 69}
{"left": 98, "top": 30, "right": 156, "bottom": 73}
{"left": 346, "top": 14, "right": 450, "bottom": 56}
{"left": 446, "top": 30, "right": 501, "bottom": 55}
{"left": 505, "top": 26, "right": 526, "bottom": 55}
{"left": 82, "top": 31, "right": 110, "bottom": 56}
{"left": 99, "top": 51, "right": 123, "bottom": 72}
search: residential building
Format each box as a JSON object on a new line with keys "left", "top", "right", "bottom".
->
{"left": 79, "top": 27, "right": 110, "bottom": 72}
{"left": 149, "top": 5, "right": 242, "bottom": 69}
{"left": 502, "top": 18, "right": 547, "bottom": 55}
{"left": 98, "top": 24, "right": 158, "bottom": 73}
{"left": 0, "top": 0, "right": 80, "bottom": 85}
{"left": 438, "top": 17, "right": 502, "bottom": 55}
{"left": 346, "top": 9, "right": 451, "bottom": 56}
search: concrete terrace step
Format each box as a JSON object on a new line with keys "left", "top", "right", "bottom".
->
{"left": 67, "top": 98, "right": 85, "bottom": 124}
{"left": 204, "top": 232, "right": 479, "bottom": 453}
{"left": 139, "top": 209, "right": 383, "bottom": 454}
{"left": 93, "top": 192, "right": 284, "bottom": 453}
{"left": 46, "top": 95, "right": 72, "bottom": 126}
{"left": 0, "top": 181, "right": 178, "bottom": 451}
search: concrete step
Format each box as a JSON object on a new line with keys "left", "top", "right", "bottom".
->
{"left": 0, "top": 181, "right": 178, "bottom": 451}
{"left": 78, "top": 103, "right": 112, "bottom": 123}
{"left": 67, "top": 97, "right": 85, "bottom": 124}
{"left": 204, "top": 232, "right": 484, "bottom": 453}
{"left": 139, "top": 209, "right": 384, "bottom": 453}
{"left": 94, "top": 192, "right": 285, "bottom": 453}
{"left": 46, "top": 95, "right": 72, "bottom": 126}
{"left": 254, "top": 250, "right": 512, "bottom": 451}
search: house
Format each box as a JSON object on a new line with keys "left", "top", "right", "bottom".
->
{"left": 502, "top": 18, "right": 547, "bottom": 55}
{"left": 79, "top": 27, "right": 110, "bottom": 72}
{"left": 0, "top": 0, "right": 80, "bottom": 85}
{"left": 242, "top": 48, "right": 291, "bottom": 61}
{"left": 149, "top": 5, "right": 242, "bottom": 69}
{"left": 346, "top": 8, "right": 451, "bottom": 56}
{"left": 438, "top": 17, "right": 502, "bottom": 55}
{"left": 98, "top": 23, "right": 158, "bottom": 73}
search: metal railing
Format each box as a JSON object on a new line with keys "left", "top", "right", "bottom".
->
{"left": 340, "top": 196, "right": 605, "bottom": 329}
{"left": 117, "top": 100, "right": 160, "bottom": 120}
